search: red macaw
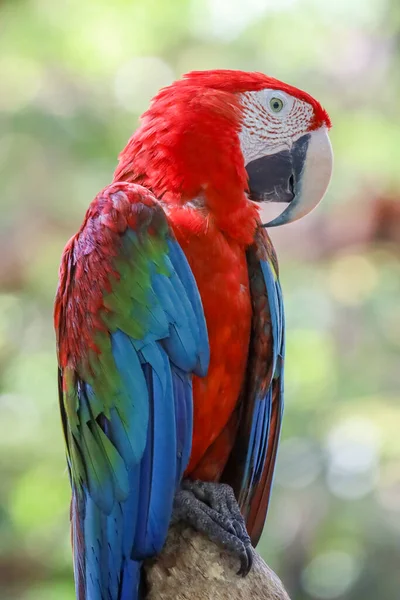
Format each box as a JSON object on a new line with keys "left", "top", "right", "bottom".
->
{"left": 55, "top": 70, "right": 332, "bottom": 600}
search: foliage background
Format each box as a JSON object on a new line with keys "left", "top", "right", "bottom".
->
{"left": 1, "top": 0, "right": 400, "bottom": 598}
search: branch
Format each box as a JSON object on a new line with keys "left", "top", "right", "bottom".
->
{"left": 144, "top": 523, "right": 291, "bottom": 600}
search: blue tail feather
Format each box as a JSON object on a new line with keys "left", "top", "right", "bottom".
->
{"left": 118, "top": 557, "right": 142, "bottom": 600}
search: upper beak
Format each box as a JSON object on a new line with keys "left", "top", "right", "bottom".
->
{"left": 245, "top": 126, "right": 333, "bottom": 227}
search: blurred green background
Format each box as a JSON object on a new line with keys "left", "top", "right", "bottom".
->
{"left": 1, "top": 0, "right": 400, "bottom": 598}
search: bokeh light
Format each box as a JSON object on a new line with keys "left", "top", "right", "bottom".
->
{"left": 302, "top": 551, "right": 362, "bottom": 599}
{"left": 326, "top": 418, "right": 380, "bottom": 500}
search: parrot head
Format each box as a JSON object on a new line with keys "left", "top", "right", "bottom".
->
{"left": 116, "top": 70, "right": 332, "bottom": 230}
{"left": 238, "top": 79, "right": 333, "bottom": 227}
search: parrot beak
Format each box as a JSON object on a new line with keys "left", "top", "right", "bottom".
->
{"left": 245, "top": 126, "right": 333, "bottom": 227}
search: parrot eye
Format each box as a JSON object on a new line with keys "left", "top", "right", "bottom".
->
{"left": 269, "top": 97, "right": 284, "bottom": 113}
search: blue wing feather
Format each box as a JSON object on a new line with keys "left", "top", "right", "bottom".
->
{"left": 172, "top": 367, "right": 194, "bottom": 483}
{"left": 260, "top": 260, "right": 282, "bottom": 377}
{"left": 166, "top": 240, "right": 210, "bottom": 376}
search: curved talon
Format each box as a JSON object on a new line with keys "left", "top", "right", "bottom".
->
{"left": 236, "top": 545, "right": 253, "bottom": 577}
{"left": 245, "top": 545, "right": 254, "bottom": 575}
{"left": 236, "top": 546, "right": 249, "bottom": 576}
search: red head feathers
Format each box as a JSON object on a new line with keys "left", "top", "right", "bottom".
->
{"left": 114, "top": 70, "right": 330, "bottom": 241}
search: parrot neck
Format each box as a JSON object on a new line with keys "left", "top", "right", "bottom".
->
{"left": 113, "top": 88, "right": 259, "bottom": 245}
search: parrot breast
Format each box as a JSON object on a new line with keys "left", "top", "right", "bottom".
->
{"left": 169, "top": 211, "right": 253, "bottom": 480}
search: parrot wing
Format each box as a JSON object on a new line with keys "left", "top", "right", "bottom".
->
{"left": 223, "top": 227, "right": 284, "bottom": 547}
{"left": 54, "top": 182, "right": 209, "bottom": 600}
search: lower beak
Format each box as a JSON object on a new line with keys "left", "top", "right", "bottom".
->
{"left": 245, "top": 126, "right": 333, "bottom": 227}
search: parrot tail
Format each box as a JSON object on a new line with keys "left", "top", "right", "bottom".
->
{"left": 71, "top": 490, "right": 145, "bottom": 600}
{"left": 117, "top": 559, "right": 143, "bottom": 600}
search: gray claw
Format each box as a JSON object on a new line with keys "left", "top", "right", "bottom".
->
{"left": 237, "top": 545, "right": 254, "bottom": 577}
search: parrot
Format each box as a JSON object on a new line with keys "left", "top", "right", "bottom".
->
{"left": 54, "top": 70, "right": 332, "bottom": 600}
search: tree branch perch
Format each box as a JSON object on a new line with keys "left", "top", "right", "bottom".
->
{"left": 144, "top": 523, "right": 291, "bottom": 600}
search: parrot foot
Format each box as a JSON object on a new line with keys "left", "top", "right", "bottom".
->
{"left": 172, "top": 480, "right": 253, "bottom": 576}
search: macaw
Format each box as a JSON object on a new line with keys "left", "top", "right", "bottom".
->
{"left": 54, "top": 70, "right": 332, "bottom": 600}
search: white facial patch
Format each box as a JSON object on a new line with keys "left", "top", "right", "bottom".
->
{"left": 238, "top": 89, "right": 314, "bottom": 165}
